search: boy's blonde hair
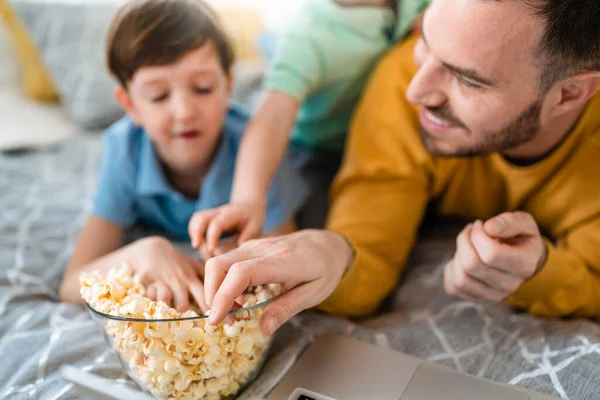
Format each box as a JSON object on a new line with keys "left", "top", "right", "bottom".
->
{"left": 106, "top": 0, "right": 234, "bottom": 88}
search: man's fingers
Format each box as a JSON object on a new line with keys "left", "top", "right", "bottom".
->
{"left": 259, "top": 283, "right": 313, "bottom": 336}
{"left": 483, "top": 211, "right": 538, "bottom": 239}
{"left": 450, "top": 258, "right": 501, "bottom": 301}
{"left": 444, "top": 259, "right": 480, "bottom": 303}
{"left": 203, "top": 246, "right": 254, "bottom": 308}
{"left": 470, "top": 220, "right": 528, "bottom": 282}
{"left": 455, "top": 224, "right": 496, "bottom": 286}
{"left": 208, "top": 255, "right": 298, "bottom": 326}
{"left": 208, "top": 257, "right": 267, "bottom": 326}
{"left": 189, "top": 211, "right": 216, "bottom": 249}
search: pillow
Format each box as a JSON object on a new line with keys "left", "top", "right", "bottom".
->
{"left": 8, "top": 0, "right": 268, "bottom": 130}
{"left": 0, "top": 86, "right": 76, "bottom": 152}
{"left": 0, "top": 1, "right": 58, "bottom": 101}
{"left": 9, "top": 0, "right": 125, "bottom": 130}
{"left": 0, "top": 19, "right": 75, "bottom": 151}
{"left": 0, "top": 21, "right": 19, "bottom": 88}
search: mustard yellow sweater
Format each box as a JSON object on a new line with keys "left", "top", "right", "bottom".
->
{"left": 320, "top": 35, "right": 600, "bottom": 319}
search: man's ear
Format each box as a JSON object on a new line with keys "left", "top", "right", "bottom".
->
{"left": 545, "top": 71, "right": 600, "bottom": 119}
{"left": 115, "top": 86, "right": 142, "bottom": 125}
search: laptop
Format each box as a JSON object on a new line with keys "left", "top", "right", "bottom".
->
{"left": 266, "top": 333, "right": 558, "bottom": 400}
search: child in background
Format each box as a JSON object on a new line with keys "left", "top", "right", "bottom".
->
{"left": 189, "top": 0, "right": 430, "bottom": 254}
{"left": 59, "top": 0, "right": 307, "bottom": 312}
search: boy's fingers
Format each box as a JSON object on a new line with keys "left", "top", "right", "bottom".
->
{"left": 189, "top": 280, "right": 209, "bottom": 314}
{"left": 206, "top": 219, "right": 225, "bottom": 253}
{"left": 207, "top": 212, "right": 246, "bottom": 252}
{"left": 171, "top": 283, "right": 190, "bottom": 313}
{"left": 199, "top": 244, "right": 213, "bottom": 262}
{"left": 189, "top": 211, "right": 215, "bottom": 248}
{"left": 155, "top": 282, "right": 172, "bottom": 306}
{"left": 146, "top": 284, "right": 157, "bottom": 300}
{"left": 238, "top": 219, "right": 262, "bottom": 244}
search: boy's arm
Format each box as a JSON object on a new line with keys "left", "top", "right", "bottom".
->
{"left": 230, "top": 91, "right": 300, "bottom": 221}
{"left": 190, "top": 91, "right": 300, "bottom": 251}
{"left": 191, "top": 2, "right": 394, "bottom": 250}
{"left": 59, "top": 216, "right": 125, "bottom": 302}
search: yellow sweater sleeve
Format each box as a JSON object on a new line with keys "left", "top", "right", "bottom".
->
{"left": 509, "top": 216, "right": 600, "bottom": 317}
{"left": 318, "top": 36, "right": 432, "bottom": 317}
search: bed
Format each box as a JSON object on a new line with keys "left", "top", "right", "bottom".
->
{"left": 1, "top": 2, "right": 599, "bottom": 396}
{"left": 1, "top": 132, "right": 600, "bottom": 400}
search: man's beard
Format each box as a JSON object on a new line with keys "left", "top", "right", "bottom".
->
{"left": 420, "top": 99, "right": 543, "bottom": 157}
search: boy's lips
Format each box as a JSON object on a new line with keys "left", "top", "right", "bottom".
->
{"left": 176, "top": 130, "right": 200, "bottom": 139}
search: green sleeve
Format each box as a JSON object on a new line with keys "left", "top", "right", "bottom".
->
{"left": 264, "top": 0, "right": 394, "bottom": 102}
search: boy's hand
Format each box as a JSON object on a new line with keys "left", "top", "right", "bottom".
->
{"left": 199, "top": 235, "right": 239, "bottom": 261}
{"left": 131, "top": 236, "right": 209, "bottom": 313}
{"left": 444, "top": 212, "right": 548, "bottom": 303}
{"left": 188, "top": 202, "right": 266, "bottom": 256}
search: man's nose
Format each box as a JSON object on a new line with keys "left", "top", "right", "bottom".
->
{"left": 406, "top": 59, "right": 447, "bottom": 108}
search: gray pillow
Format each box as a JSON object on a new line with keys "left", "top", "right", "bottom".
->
{"left": 9, "top": 0, "right": 267, "bottom": 129}
{"left": 9, "top": 0, "right": 125, "bottom": 129}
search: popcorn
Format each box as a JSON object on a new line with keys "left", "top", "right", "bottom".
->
{"left": 222, "top": 321, "right": 244, "bottom": 338}
{"left": 80, "top": 264, "right": 278, "bottom": 399}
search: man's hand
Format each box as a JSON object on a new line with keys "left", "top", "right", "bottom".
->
{"left": 188, "top": 202, "right": 266, "bottom": 256}
{"left": 203, "top": 230, "right": 354, "bottom": 336}
{"left": 444, "top": 211, "right": 547, "bottom": 303}
{"left": 131, "top": 237, "right": 209, "bottom": 313}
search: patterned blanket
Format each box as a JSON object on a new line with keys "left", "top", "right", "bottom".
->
{"left": 1, "top": 136, "right": 599, "bottom": 400}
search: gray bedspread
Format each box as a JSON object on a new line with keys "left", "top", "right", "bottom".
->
{"left": 1, "top": 135, "right": 599, "bottom": 400}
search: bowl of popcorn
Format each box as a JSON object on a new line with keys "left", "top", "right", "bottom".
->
{"left": 80, "top": 264, "right": 280, "bottom": 400}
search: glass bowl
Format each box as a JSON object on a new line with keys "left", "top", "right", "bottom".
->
{"left": 86, "top": 296, "right": 276, "bottom": 400}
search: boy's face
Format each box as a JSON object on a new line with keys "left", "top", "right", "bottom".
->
{"left": 116, "top": 42, "right": 232, "bottom": 174}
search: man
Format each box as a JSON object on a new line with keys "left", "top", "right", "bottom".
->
{"left": 203, "top": 0, "right": 600, "bottom": 336}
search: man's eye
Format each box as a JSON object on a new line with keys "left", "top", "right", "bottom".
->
{"left": 458, "top": 76, "right": 482, "bottom": 89}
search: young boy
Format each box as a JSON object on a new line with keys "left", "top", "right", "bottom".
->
{"left": 188, "top": 0, "right": 430, "bottom": 253}
{"left": 58, "top": 0, "right": 307, "bottom": 312}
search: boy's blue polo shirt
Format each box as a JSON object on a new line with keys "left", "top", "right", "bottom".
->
{"left": 92, "top": 106, "right": 307, "bottom": 239}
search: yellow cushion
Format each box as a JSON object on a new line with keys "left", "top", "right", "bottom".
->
{"left": 0, "top": 1, "right": 58, "bottom": 102}
{"left": 213, "top": 2, "right": 266, "bottom": 61}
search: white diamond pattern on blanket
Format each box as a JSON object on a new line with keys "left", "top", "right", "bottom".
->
{"left": 1, "top": 137, "right": 600, "bottom": 400}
